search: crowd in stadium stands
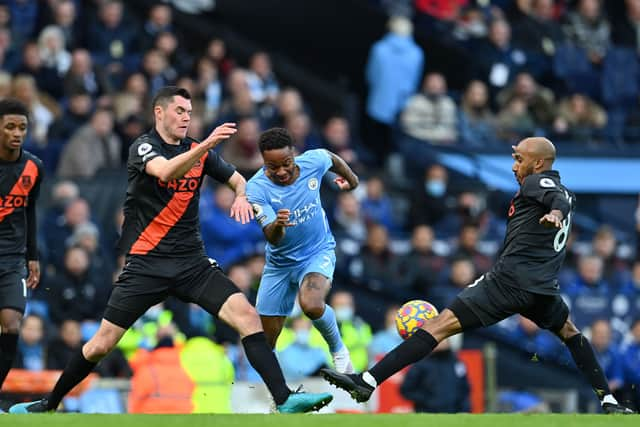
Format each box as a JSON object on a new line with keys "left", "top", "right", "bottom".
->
{"left": 0, "top": 0, "right": 638, "bottom": 413}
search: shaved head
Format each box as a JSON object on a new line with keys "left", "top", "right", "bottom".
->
{"left": 511, "top": 137, "right": 557, "bottom": 184}
{"left": 516, "top": 137, "right": 556, "bottom": 163}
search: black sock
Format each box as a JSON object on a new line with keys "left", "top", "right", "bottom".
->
{"left": 47, "top": 349, "right": 97, "bottom": 410}
{"left": 242, "top": 332, "right": 290, "bottom": 405}
{"left": 369, "top": 329, "right": 438, "bottom": 385}
{"left": 565, "top": 334, "right": 610, "bottom": 400}
{"left": 0, "top": 333, "right": 18, "bottom": 389}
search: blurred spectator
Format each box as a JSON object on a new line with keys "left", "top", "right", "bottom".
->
{"left": 46, "top": 245, "right": 110, "bottom": 326}
{"left": 246, "top": 51, "right": 279, "bottom": 106}
{"left": 511, "top": 0, "right": 565, "bottom": 61}
{"left": 437, "top": 191, "right": 504, "bottom": 241}
{"left": 41, "top": 196, "right": 90, "bottom": 273}
{"left": 66, "top": 221, "right": 114, "bottom": 290}
{"left": 14, "top": 314, "right": 46, "bottom": 371}
{"left": 564, "top": 254, "right": 612, "bottom": 330}
{"left": 48, "top": 90, "right": 93, "bottom": 141}
{"left": 332, "top": 192, "right": 367, "bottom": 242}
{"left": 496, "top": 72, "right": 555, "bottom": 127}
{"left": 285, "top": 111, "right": 322, "bottom": 152}
{"left": 431, "top": 257, "right": 477, "bottom": 311}
{"left": 400, "top": 338, "right": 470, "bottom": 413}
{"left": 611, "top": 0, "right": 640, "bottom": 53}
{"left": 47, "top": 319, "right": 82, "bottom": 370}
{"left": 330, "top": 291, "right": 372, "bottom": 373}
{"left": 0, "top": 27, "right": 20, "bottom": 71}
{"left": 502, "top": 315, "right": 571, "bottom": 364}
{"left": 451, "top": 223, "right": 493, "bottom": 274}
{"left": 17, "top": 40, "right": 63, "bottom": 99}
{"left": 57, "top": 108, "right": 122, "bottom": 178}
{"left": 563, "top": 0, "right": 610, "bottom": 65}
{"left": 155, "top": 31, "right": 191, "bottom": 78}
{"left": 400, "top": 72, "right": 458, "bottom": 144}
{"left": 458, "top": 80, "right": 499, "bottom": 147}
{"left": 474, "top": 19, "right": 527, "bottom": 94}
{"left": 346, "top": 223, "right": 406, "bottom": 310}
{"left": 140, "top": 3, "right": 173, "bottom": 51}
{"left": 199, "top": 185, "right": 263, "bottom": 268}
{"left": 12, "top": 73, "right": 58, "bottom": 146}
{"left": 87, "top": 0, "right": 140, "bottom": 86}
{"left": 63, "top": 48, "right": 112, "bottom": 99}
{"left": 591, "top": 225, "right": 629, "bottom": 287}
{"left": 368, "top": 304, "right": 402, "bottom": 364}
{"left": 219, "top": 116, "right": 263, "bottom": 178}
{"left": 277, "top": 316, "right": 329, "bottom": 382}
{"left": 38, "top": 25, "right": 72, "bottom": 77}
{"left": 8, "top": 0, "right": 40, "bottom": 49}
{"left": 364, "top": 16, "right": 424, "bottom": 166}
{"left": 408, "top": 164, "right": 453, "bottom": 228}
{"left": 321, "top": 115, "right": 371, "bottom": 172}
{"left": 204, "top": 38, "right": 235, "bottom": 79}
{"left": 51, "top": 0, "right": 83, "bottom": 50}
{"left": 496, "top": 97, "right": 538, "bottom": 142}
{"left": 590, "top": 319, "right": 624, "bottom": 393}
{"left": 274, "top": 87, "right": 305, "bottom": 127}
{"left": 615, "top": 261, "right": 640, "bottom": 329}
{"left": 397, "top": 225, "right": 445, "bottom": 297}
{"left": 552, "top": 93, "right": 607, "bottom": 143}
{"left": 360, "top": 176, "right": 397, "bottom": 231}
{"left": 141, "top": 48, "right": 176, "bottom": 96}
{"left": 194, "top": 57, "right": 222, "bottom": 122}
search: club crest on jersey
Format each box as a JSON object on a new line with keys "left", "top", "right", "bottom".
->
{"left": 138, "top": 142, "right": 152, "bottom": 156}
{"left": 308, "top": 178, "right": 318, "bottom": 190}
{"left": 540, "top": 178, "right": 556, "bottom": 188}
{"left": 21, "top": 175, "right": 32, "bottom": 189}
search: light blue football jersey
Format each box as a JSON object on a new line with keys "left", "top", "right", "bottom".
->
{"left": 247, "top": 149, "right": 335, "bottom": 267}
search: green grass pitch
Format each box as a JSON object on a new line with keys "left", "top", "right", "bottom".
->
{"left": 3, "top": 414, "right": 636, "bottom": 427}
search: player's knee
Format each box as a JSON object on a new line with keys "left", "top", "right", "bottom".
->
{"left": 299, "top": 297, "right": 324, "bottom": 319}
{"left": 233, "top": 303, "right": 263, "bottom": 336}
{"left": 0, "top": 316, "right": 22, "bottom": 334}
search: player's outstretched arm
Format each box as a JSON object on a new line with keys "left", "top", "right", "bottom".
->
{"left": 227, "top": 171, "right": 254, "bottom": 224}
{"left": 146, "top": 123, "right": 237, "bottom": 182}
{"left": 327, "top": 150, "right": 359, "bottom": 190}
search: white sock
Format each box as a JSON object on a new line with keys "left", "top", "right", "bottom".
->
{"left": 362, "top": 371, "right": 377, "bottom": 388}
{"left": 602, "top": 394, "right": 618, "bottom": 405}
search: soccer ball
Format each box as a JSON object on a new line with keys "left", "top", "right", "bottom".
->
{"left": 395, "top": 299, "right": 439, "bottom": 339}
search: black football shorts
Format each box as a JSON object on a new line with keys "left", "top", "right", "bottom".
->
{"left": 0, "top": 259, "right": 27, "bottom": 313}
{"left": 450, "top": 272, "right": 569, "bottom": 333}
{"left": 104, "top": 254, "right": 241, "bottom": 329}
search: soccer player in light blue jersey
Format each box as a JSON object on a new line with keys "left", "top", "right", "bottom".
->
{"left": 247, "top": 127, "right": 359, "bottom": 373}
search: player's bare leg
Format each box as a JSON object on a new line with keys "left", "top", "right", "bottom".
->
{"left": 322, "top": 308, "right": 463, "bottom": 402}
{"left": 555, "top": 318, "right": 634, "bottom": 414}
{"left": 217, "top": 292, "right": 332, "bottom": 412}
{"left": 10, "top": 319, "right": 126, "bottom": 413}
{"left": 299, "top": 273, "right": 352, "bottom": 373}
{"left": 258, "top": 315, "right": 286, "bottom": 349}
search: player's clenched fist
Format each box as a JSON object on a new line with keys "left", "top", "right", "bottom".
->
{"left": 275, "top": 209, "right": 294, "bottom": 227}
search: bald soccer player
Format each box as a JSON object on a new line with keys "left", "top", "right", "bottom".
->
{"left": 320, "top": 137, "right": 635, "bottom": 414}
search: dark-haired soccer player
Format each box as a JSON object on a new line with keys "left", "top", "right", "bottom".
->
{"left": 0, "top": 99, "right": 43, "bottom": 412}
{"left": 246, "top": 128, "right": 359, "bottom": 373}
{"left": 320, "top": 137, "right": 634, "bottom": 414}
{"left": 11, "top": 87, "right": 332, "bottom": 414}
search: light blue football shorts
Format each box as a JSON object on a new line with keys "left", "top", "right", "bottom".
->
{"left": 256, "top": 249, "right": 336, "bottom": 316}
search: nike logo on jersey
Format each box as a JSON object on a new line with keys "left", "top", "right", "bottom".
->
{"left": 271, "top": 197, "right": 282, "bottom": 204}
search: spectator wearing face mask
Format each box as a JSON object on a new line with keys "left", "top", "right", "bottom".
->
{"left": 276, "top": 316, "right": 329, "bottom": 382}
{"left": 330, "top": 291, "right": 372, "bottom": 373}
{"left": 409, "top": 163, "right": 454, "bottom": 229}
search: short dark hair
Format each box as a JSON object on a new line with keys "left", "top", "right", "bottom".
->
{"left": 0, "top": 99, "right": 29, "bottom": 119}
{"left": 258, "top": 127, "right": 294, "bottom": 153}
{"left": 151, "top": 86, "right": 191, "bottom": 109}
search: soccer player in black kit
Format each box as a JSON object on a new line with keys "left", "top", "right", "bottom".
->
{"left": 0, "top": 99, "right": 43, "bottom": 411}
{"left": 11, "top": 87, "right": 332, "bottom": 414}
{"left": 320, "top": 137, "right": 635, "bottom": 414}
